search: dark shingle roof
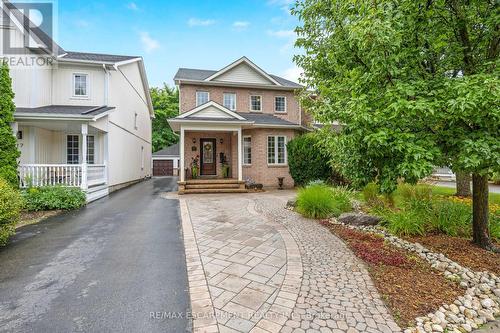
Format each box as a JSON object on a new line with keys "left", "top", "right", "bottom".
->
{"left": 153, "top": 144, "right": 180, "bottom": 156}
{"left": 237, "top": 112, "right": 299, "bottom": 126}
{"left": 15, "top": 105, "right": 114, "bottom": 117}
{"left": 60, "top": 51, "right": 140, "bottom": 63}
{"left": 174, "top": 68, "right": 302, "bottom": 89}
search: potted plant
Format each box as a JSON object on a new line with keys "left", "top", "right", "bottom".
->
{"left": 191, "top": 155, "right": 199, "bottom": 179}
{"left": 220, "top": 153, "right": 230, "bottom": 178}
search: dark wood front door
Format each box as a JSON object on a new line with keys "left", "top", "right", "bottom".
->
{"left": 200, "top": 138, "right": 216, "bottom": 176}
{"left": 153, "top": 160, "right": 173, "bottom": 176}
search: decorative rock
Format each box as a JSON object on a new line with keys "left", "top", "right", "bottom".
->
{"left": 337, "top": 213, "right": 381, "bottom": 226}
{"left": 480, "top": 298, "right": 493, "bottom": 309}
{"left": 286, "top": 199, "right": 296, "bottom": 208}
{"left": 461, "top": 323, "right": 472, "bottom": 332}
{"left": 450, "top": 304, "right": 460, "bottom": 315}
{"left": 432, "top": 324, "right": 444, "bottom": 332}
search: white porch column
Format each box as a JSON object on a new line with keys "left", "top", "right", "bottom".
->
{"left": 11, "top": 122, "right": 18, "bottom": 136}
{"left": 237, "top": 127, "right": 242, "bottom": 181}
{"left": 81, "top": 124, "right": 88, "bottom": 190}
{"left": 103, "top": 132, "right": 109, "bottom": 185}
{"left": 180, "top": 126, "right": 185, "bottom": 182}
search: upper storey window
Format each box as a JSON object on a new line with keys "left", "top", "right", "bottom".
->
{"left": 73, "top": 73, "right": 88, "bottom": 97}
{"left": 275, "top": 96, "right": 286, "bottom": 113}
{"left": 223, "top": 93, "right": 236, "bottom": 111}
{"left": 250, "top": 95, "right": 262, "bottom": 112}
{"left": 196, "top": 91, "right": 209, "bottom": 106}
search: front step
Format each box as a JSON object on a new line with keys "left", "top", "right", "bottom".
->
{"left": 181, "top": 179, "right": 244, "bottom": 185}
{"left": 186, "top": 183, "right": 240, "bottom": 189}
{"left": 179, "top": 188, "right": 248, "bottom": 195}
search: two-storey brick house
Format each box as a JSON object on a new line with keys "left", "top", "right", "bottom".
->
{"left": 168, "top": 57, "right": 308, "bottom": 193}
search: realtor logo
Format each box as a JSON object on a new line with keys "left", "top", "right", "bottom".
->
{"left": 1, "top": 1, "right": 55, "bottom": 55}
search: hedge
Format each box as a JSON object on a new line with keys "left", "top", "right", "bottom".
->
{"left": 0, "top": 178, "right": 23, "bottom": 245}
{"left": 23, "top": 186, "right": 86, "bottom": 211}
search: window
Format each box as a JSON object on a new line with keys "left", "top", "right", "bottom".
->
{"left": 73, "top": 74, "right": 88, "bottom": 97}
{"left": 196, "top": 91, "right": 209, "bottom": 106}
{"left": 250, "top": 95, "right": 262, "bottom": 111}
{"left": 267, "top": 135, "right": 287, "bottom": 165}
{"left": 243, "top": 136, "right": 252, "bottom": 165}
{"left": 223, "top": 93, "right": 236, "bottom": 110}
{"left": 87, "top": 136, "right": 95, "bottom": 164}
{"left": 67, "top": 135, "right": 79, "bottom": 164}
{"left": 275, "top": 96, "right": 286, "bottom": 112}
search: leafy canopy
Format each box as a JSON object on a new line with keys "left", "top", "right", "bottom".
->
{"left": 150, "top": 85, "right": 179, "bottom": 152}
{"left": 293, "top": 0, "right": 500, "bottom": 193}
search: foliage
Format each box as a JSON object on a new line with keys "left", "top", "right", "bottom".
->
{"left": 0, "top": 62, "right": 20, "bottom": 187}
{"left": 23, "top": 186, "right": 86, "bottom": 211}
{"left": 431, "top": 201, "right": 472, "bottom": 238}
{"left": 287, "top": 133, "right": 335, "bottom": 186}
{"left": 397, "top": 183, "right": 433, "bottom": 211}
{"left": 381, "top": 210, "right": 428, "bottom": 237}
{"left": 297, "top": 183, "right": 352, "bottom": 219}
{"left": 292, "top": 0, "right": 499, "bottom": 247}
{"left": 150, "top": 85, "right": 179, "bottom": 153}
{"left": 0, "top": 178, "right": 23, "bottom": 245}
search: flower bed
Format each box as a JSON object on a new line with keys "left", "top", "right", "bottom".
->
{"left": 327, "top": 219, "right": 500, "bottom": 333}
{"left": 321, "top": 221, "right": 463, "bottom": 327}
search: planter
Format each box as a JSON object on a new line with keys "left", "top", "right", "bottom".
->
{"left": 222, "top": 165, "right": 230, "bottom": 178}
{"left": 191, "top": 167, "right": 199, "bottom": 179}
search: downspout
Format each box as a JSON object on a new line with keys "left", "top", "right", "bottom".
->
{"left": 103, "top": 64, "right": 110, "bottom": 106}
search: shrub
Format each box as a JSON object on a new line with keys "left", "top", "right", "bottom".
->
{"left": 381, "top": 210, "right": 428, "bottom": 236}
{"left": 330, "top": 186, "right": 354, "bottom": 217}
{"left": 296, "top": 184, "right": 336, "bottom": 219}
{"left": 397, "top": 183, "right": 433, "bottom": 211}
{"left": 0, "top": 178, "right": 23, "bottom": 245}
{"left": 23, "top": 186, "right": 86, "bottom": 211}
{"left": 489, "top": 214, "right": 499, "bottom": 240}
{"left": 430, "top": 200, "right": 472, "bottom": 237}
{"left": 287, "top": 133, "right": 334, "bottom": 186}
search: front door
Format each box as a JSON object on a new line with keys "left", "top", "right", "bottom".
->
{"left": 200, "top": 139, "right": 217, "bottom": 176}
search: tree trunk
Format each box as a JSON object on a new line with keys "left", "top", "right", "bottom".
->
{"left": 455, "top": 171, "right": 471, "bottom": 197}
{"left": 472, "top": 174, "right": 492, "bottom": 249}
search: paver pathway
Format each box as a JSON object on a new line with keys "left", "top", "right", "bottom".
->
{"left": 179, "top": 191, "right": 401, "bottom": 333}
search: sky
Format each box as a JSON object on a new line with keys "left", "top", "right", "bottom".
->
{"left": 52, "top": 0, "right": 302, "bottom": 88}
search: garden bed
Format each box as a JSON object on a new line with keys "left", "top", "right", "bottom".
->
{"left": 407, "top": 234, "right": 500, "bottom": 276}
{"left": 320, "top": 221, "right": 463, "bottom": 327}
{"left": 17, "top": 210, "right": 61, "bottom": 229}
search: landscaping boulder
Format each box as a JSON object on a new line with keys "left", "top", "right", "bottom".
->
{"left": 286, "top": 199, "right": 296, "bottom": 209}
{"left": 338, "top": 212, "right": 381, "bottom": 226}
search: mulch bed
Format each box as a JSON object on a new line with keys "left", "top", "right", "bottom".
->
{"left": 17, "top": 210, "right": 61, "bottom": 229}
{"left": 319, "top": 221, "right": 463, "bottom": 327}
{"left": 407, "top": 234, "right": 500, "bottom": 276}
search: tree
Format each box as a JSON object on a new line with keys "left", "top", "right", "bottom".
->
{"left": 150, "top": 85, "right": 179, "bottom": 152}
{"left": 293, "top": 0, "right": 499, "bottom": 249}
{"left": 455, "top": 171, "right": 471, "bottom": 197}
{"left": 0, "top": 62, "right": 20, "bottom": 187}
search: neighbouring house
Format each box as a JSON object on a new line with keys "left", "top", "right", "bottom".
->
{"left": 1, "top": 3, "right": 153, "bottom": 201}
{"left": 168, "top": 57, "right": 309, "bottom": 194}
{"left": 152, "top": 144, "right": 180, "bottom": 176}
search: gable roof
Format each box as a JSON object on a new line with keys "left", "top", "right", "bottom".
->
{"left": 178, "top": 101, "right": 247, "bottom": 120}
{"left": 174, "top": 58, "right": 302, "bottom": 89}
{"left": 59, "top": 51, "right": 140, "bottom": 64}
{"left": 153, "top": 144, "right": 180, "bottom": 157}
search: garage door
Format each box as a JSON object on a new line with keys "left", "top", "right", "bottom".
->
{"left": 153, "top": 160, "right": 174, "bottom": 176}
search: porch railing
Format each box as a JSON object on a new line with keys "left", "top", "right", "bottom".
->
{"left": 18, "top": 164, "right": 107, "bottom": 189}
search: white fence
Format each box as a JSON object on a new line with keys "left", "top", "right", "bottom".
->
{"left": 19, "top": 164, "right": 107, "bottom": 189}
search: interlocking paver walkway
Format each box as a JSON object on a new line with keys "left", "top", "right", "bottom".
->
{"left": 179, "top": 191, "right": 401, "bottom": 333}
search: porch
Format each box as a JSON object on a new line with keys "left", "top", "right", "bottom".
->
{"left": 14, "top": 119, "right": 109, "bottom": 200}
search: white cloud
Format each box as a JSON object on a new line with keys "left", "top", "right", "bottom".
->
{"left": 233, "top": 21, "right": 250, "bottom": 30}
{"left": 140, "top": 32, "right": 160, "bottom": 53}
{"left": 127, "top": 2, "right": 139, "bottom": 11}
{"left": 188, "top": 18, "right": 216, "bottom": 27}
{"left": 267, "top": 29, "right": 295, "bottom": 38}
{"left": 282, "top": 66, "right": 303, "bottom": 83}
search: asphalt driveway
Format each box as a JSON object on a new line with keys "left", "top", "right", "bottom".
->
{"left": 0, "top": 177, "right": 190, "bottom": 333}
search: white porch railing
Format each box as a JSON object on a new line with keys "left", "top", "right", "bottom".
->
{"left": 18, "top": 164, "right": 107, "bottom": 189}
{"left": 87, "top": 164, "right": 107, "bottom": 187}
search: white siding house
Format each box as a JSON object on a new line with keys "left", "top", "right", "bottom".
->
{"left": 1, "top": 3, "right": 154, "bottom": 201}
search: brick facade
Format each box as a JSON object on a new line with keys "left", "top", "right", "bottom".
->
{"left": 180, "top": 84, "right": 302, "bottom": 125}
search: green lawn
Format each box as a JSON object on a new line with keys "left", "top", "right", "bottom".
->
{"left": 428, "top": 185, "right": 500, "bottom": 206}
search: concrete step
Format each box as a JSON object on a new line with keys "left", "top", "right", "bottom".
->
{"left": 186, "top": 183, "right": 240, "bottom": 189}
{"left": 182, "top": 179, "right": 244, "bottom": 185}
{"left": 179, "top": 188, "right": 248, "bottom": 195}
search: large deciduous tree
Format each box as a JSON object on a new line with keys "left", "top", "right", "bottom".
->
{"left": 0, "top": 62, "right": 20, "bottom": 187}
{"left": 150, "top": 85, "right": 179, "bottom": 152}
{"left": 293, "top": 0, "right": 500, "bottom": 249}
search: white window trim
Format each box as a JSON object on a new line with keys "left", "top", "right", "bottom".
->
{"left": 274, "top": 96, "right": 287, "bottom": 113}
{"left": 72, "top": 73, "right": 90, "bottom": 99}
{"left": 249, "top": 95, "right": 262, "bottom": 112}
{"left": 196, "top": 91, "right": 210, "bottom": 106}
{"left": 242, "top": 135, "right": 252, "bottom": 165}
{"left": 267, "top": 135, "right": 287, "bottom": 166}
{"left": 223, "top": 92, "right": 237, "bottom": 111}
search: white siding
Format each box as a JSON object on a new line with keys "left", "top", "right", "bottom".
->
{"left": 213, "top": 63, "right": 275, "bottom": 85}
{"left": 51, "top": 64, "right": 105, "bottom": 106}
{"left": 191, "top": 106, "right": 233, "bottom": 118}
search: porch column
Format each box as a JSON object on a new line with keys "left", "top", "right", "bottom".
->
{"left": 81, "top": 124, "right": 88, "bottom": 190}
{"left": 237, "top": 127, "right": 242, "bottom": 181}
{"left": 11, "top": 122, "right": 18, "bottom": 137}
{"left": 180, "top": 126, "right": 185, "bottom": 182}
